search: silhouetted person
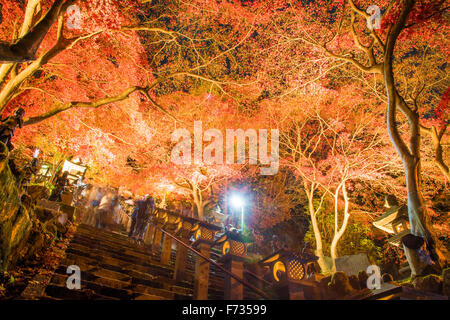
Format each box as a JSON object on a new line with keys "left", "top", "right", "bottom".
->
{"left": 0, "top": 108, "right": 25, "bottom": 180}
{"left": 130, "top": 195, "right": 154, "bottom": 242}
{"left": 0, "top": 107, "right": 25, "bottom": 151}
{"left": 49, "top": 171, "right": 70, "bottom": 202}
{"left": 96, "top": 193, "right": 120, "bottom": 230}
{"left": 129, "top": 203, "right": 139, "bottom": 238}
{"left": 21, "top": 157, "right": 39, "bottom": 191}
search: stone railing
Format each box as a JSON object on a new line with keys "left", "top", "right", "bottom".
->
{"left": 146, "top": 208, "right": 273, "bottom": 300}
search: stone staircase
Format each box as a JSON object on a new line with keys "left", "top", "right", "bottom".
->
{"left": 38, "top": 223, "right": 262, "bottom": 300}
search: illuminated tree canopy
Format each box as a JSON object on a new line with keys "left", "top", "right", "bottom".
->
{"left": 0, "top": 0, "right": 448, "bottom": 277}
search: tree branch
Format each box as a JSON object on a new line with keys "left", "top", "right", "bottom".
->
{"left": 0, "top": 0, "right": 74, "bottom": 63}
{"left": 421, "top": 124, "right": 450, "bottom": 180}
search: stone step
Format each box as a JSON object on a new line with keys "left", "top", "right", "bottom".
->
{"left": 75, "top": 225, "right": 223, "bottom": 277}
{"left": 45, "top": 283, "right": 121, "bottom": 300}
{"left": 50, "top": 271, "right": 190, "bottom": 300}
{"left": 54, "top": 262, "right": 193, "bottom": 296}
{"left": 68, "top": 240, "right": 157, "bottom": 266}
{"left": 61, "top": 254, "right": 226, "bottom": 299}
{"left": 45, "top": 282, "right": 165, "bottom": 300}
{"left": 63, "top": 251, "right": 198, "bottom": 292}
{"left": 71, "top": 230, "right": 158, "bottom": 255}
{"left": 41, "top": 223, "right": 239, "bottom": 300}
{"left": 65, "top": 242, "right": 168, "bottom": 269}
{"left": 66, "top": 238, "right": 220, "bottom": 283}
{"left": 72, "top": 227, "right": 156, "bottom": 253}
{"left": 75, "top": 225, "right": 134, "bottom": 242}
{"left": 63, "top": 247, "right": 226, "bottom": 299}
{"left": 64, "top": 249, "right": 175, "bottom": 280}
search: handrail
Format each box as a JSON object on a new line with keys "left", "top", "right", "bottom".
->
{"left": 244, "top": 269, "right": 273, "bottom": 287}
{"left": 206, "top": 251, "right": 272, "bottom": 287}
{"left": 149, "top": 222, "right": 270, "bottom": 300}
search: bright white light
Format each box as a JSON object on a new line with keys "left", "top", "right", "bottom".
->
{"left": 230, "top": 194, "right": 245, "bottom": 208}
{"left": 33, "top": 149, "right": 40, "bottom": 158}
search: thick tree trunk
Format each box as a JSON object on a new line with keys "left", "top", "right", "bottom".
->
{"left": 383, "top": 0, "right": 447, "bottom": 276}
{"left": 403, "top": 159, "right": 430, "bottom": 276}
{"left": 404, "top": 158, "right": 448, "bottom": 275}
{"left": 192, "top": 187, "right": 204, "bottom": 220}
{"left": 308, "top": 199, "right": 328, "bottom": 273}
{"left": 197, "top": 203, "right": 204, "bottom": 220}
{"left": 0, "top": 0, "right": 69, "bottom": 63}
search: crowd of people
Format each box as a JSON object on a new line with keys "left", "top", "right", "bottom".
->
{"left": 79, "top": 186, "right": 245, "bottom": 243}
{"left": 81, "top": 186, "right": 156, "bottom": 243}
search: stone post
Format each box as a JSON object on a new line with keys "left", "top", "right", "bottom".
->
{"left": 192, "top": 222, "right": 221, "bottom": 300}
{"left": 222, "top": 255, "right": 245, "bottom": 300}
{"left": 216, "top": 233, "right": 248, "bottom": 300}
{"left": 160, "top": 235, "right": 172, "bottom": 265}
{"left": 173, "top": 218, "right": 196, "bottom": 282}
{"left": 151, "top": 210, "right": 167, "bottom": 253}
{"left": 193, "top": 241, "right": 212, "bottom": 300}
{"left": 144, "top": 223, "right": 154, "bottom": 245}
{"left": 160, "top": 213, "right": 181, "bottom": 265}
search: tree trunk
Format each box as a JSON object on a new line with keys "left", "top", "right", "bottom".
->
{"left": 330, "top": 181, "right": 350, "bottom": 273}
{"left": 197, "top": 203, "right": 204, "bottom": 220}
{"left": 305, "top": 182, "right": 331, "bottom": 274}
{"left": 404, "top": 158, "right": 448, "bottom": 275}
{"left": 403, "top": 159, "right": 429, "bottom": 276}
{"left": 192, "top": 186, "right": 204, "bottom": 220}
{"left": 0, "top": 0, "right": 69, "bottom": 63}
{"left": 425, "top": 125, "right": 450, "bottom": 180}
{"left": 383, "top": 0, "right": 447, "bottom": 276}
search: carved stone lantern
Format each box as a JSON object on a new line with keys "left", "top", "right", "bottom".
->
{"left": 260, "top": 249, "right": 319, "bottom": 299}
{"left": 373, "top": 197, "right": 411, "bottom": 247}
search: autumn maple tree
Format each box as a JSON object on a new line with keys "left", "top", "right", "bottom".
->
{"left": 0, "top": 0, "right": 448, "bottom": 280}
{"left": 297, "top": 0, "right": 449, "bottom": 277}
{"left": 231, "top": 0, "right": 449, "bottom": 276}
{"left": 1, "top": 0, "right": 255, "bottom": 186}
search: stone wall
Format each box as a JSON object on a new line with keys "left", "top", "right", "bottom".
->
{"left": 0, "top": 144, "right": 33, "bottom": 272}
{"left": 0, "top": 143, "right": 70, "bottom": 272}
{"left": 335, "top": 253, "right": 371, "bottom": 276}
